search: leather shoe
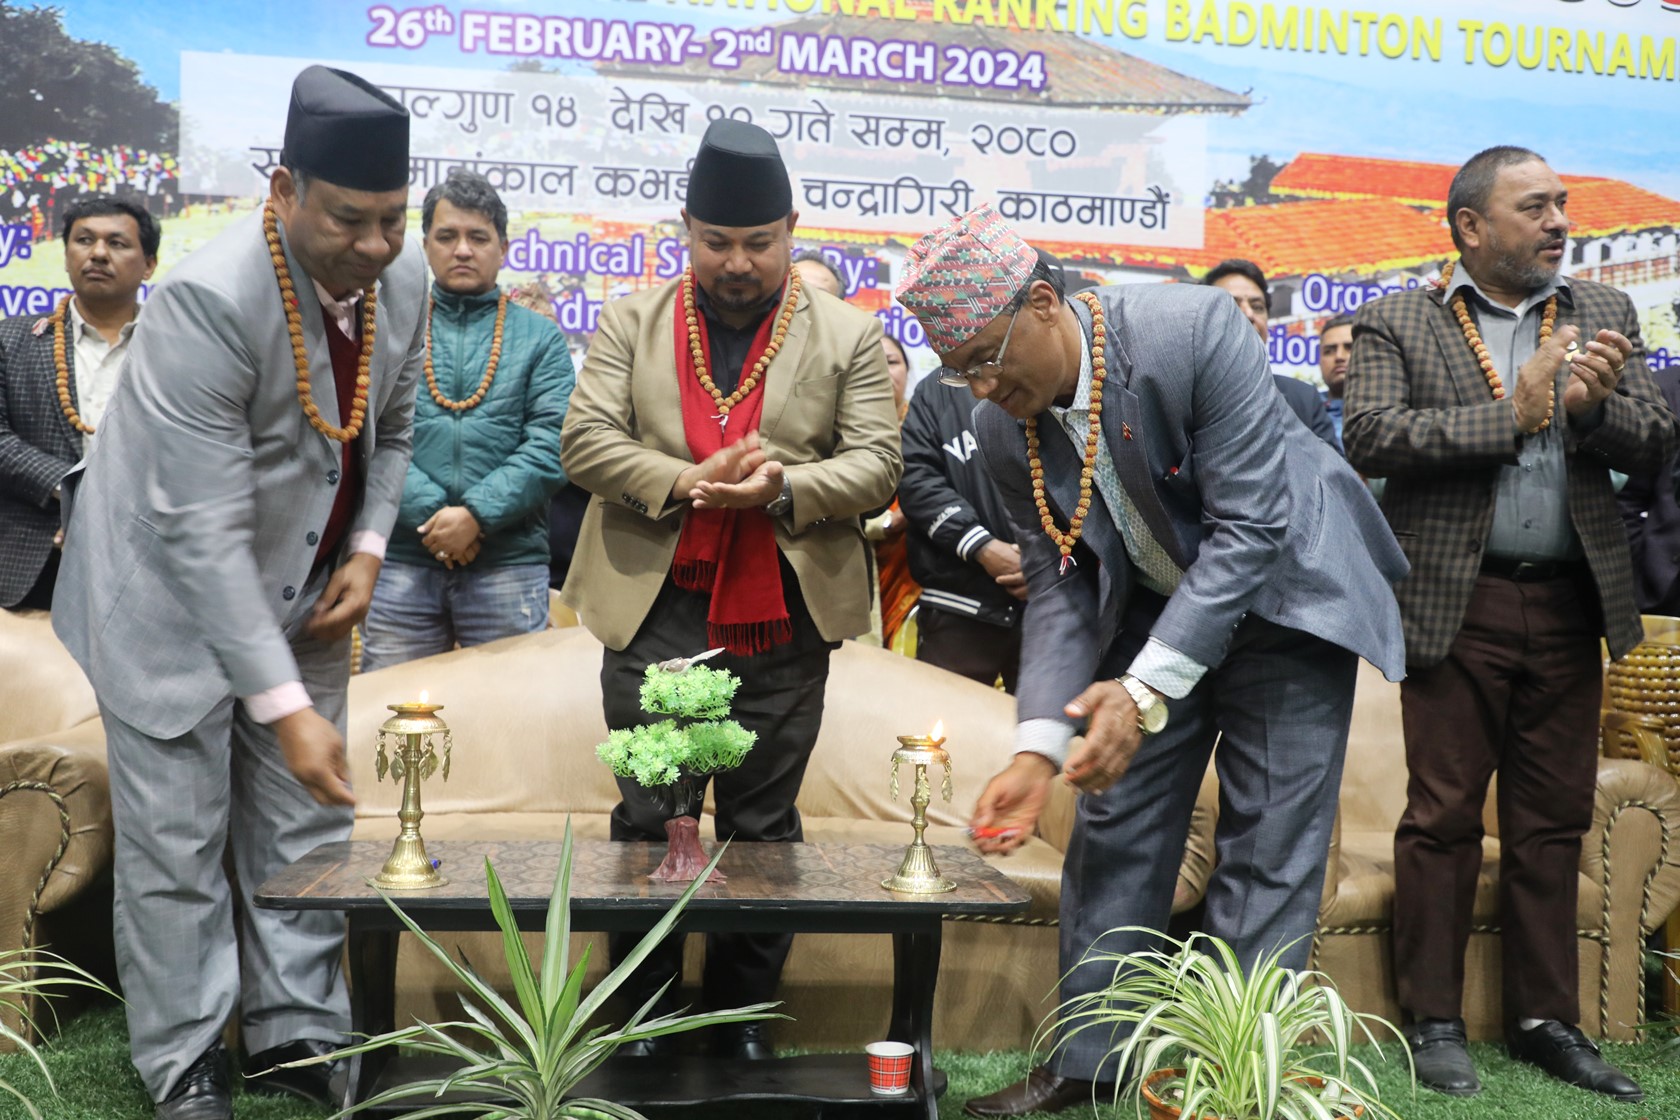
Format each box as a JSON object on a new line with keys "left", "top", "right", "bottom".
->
{"left": 1507, "top": 1020, "right": 1643, "bottom": 1101}
{"left": 617, "top": 1034, "right": 677, "bottom": 1059}
{"left": 155, "top": 1045, "right": 231, "bottom": 1120}
{"left": 1403, "top": 1018, "right": 1481, "bottom": 1097}
{"left": 710, "top": 1021, "right": 774, "bottom": 1060}
{"left": 243, "top": 1038, "right": 343, "bottom": 1106}
{"left": 963, "top": 1065, "right": 1113, "bottom": 1117}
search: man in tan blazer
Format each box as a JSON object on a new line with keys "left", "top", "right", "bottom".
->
{"left": 560, "top": 119, "right": 900, "bottom": 1059}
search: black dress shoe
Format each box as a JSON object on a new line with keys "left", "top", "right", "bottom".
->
{"left": 244, "top": 1038, "right": 343, "bottom": 1107}
{"left": 963, "top": 1065, "right": 1113, "bottom": 1117}
{"left": 617, "top": 1034, "right": 677, "bottom": 1059}
{"left": 710, "top": 1021, "right": 775, "bottom": 1060}
{"left": 156, "top": 1045, "right": 231, "bottom": 1120}
{"left": 1507, "top": 1020, "right": 1644, "bottom": 1101}
{"left": 1402, "top": 1018, "right": 1481, "bottom": 1097}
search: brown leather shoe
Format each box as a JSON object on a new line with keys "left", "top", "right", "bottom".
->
{"left": 963, "top": 1065, "right": 1113, "bottom": 1117}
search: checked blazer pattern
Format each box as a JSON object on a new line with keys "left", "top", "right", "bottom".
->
{"left": 1344, "top": 275, "right": 1678, "bottom": 667}
{"left": 0, "top": 313, "right": 82, "bottom": 607}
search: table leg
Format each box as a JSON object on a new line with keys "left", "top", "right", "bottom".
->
{"left": 891, "top": 923, "right": 942, "bottom": 1120}
{"left": 344, "top": 918, "right": 400, "bottom": 1109}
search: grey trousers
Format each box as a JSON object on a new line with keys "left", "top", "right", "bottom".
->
{"left": 103, "top": 573, "right": 353, "bottom": 1101}
{"left": 1050, "top": 613, "right": 1357, "bottom": 1083}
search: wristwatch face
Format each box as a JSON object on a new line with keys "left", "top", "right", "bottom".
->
{"left": 1121, "top": 676, "right": 1168, "bottom": 734}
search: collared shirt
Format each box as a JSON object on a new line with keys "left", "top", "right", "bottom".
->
{"left": 1015, "top": 310, "right": 1208, "bottom": 768}
{"left": 67, "top": 298, "right": 138, "bottom": 447}
{"left": 1325, "top": 395, "right": 1344, "bottom": 442}
{"left": 1443, "top": 268, "right": 1580, "bottom": 562}
{"left": 313, "top": 280, "right": 364, "bottom": 341}
{"left": 693, "top": 282, "right": 779, "bottom": 397}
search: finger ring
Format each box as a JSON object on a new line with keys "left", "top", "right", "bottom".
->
{"left": 436, "top": 550, "right": 449, "bottom": 561}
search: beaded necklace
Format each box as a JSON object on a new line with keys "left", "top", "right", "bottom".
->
{"left": 1026, "top": 290, "right": 1108, "bottom": 569}
{"left": 424, "top": 291, "right": 507, "bottom": 411}
{"left": 1440, "top": 259, "right": 1557, "bottom": 433}
{"left": 681, "top": 266, "right": 801, "bottom": 417}
{"left": 263, "top": 201, "right": 377, "bottom": 443}
{"left": 49, "top": 296, "right": 94, "bottom": 435}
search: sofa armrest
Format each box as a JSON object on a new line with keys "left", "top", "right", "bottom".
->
{"left": 1600, "top": 710, "right": 1671, "bottom": 772}
{"left": 1580, "top": 757, "right": 1680, "bottom": 932}
{"left": 0, "top": 721, "right": 112, "bottom": 1047}
{"left": 0, "top": 722, "right": 112, "bottom": 941}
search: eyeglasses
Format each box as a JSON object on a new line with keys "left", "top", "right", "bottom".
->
{"left": 936, "top": 307, "right": 1020, "bottom": 388}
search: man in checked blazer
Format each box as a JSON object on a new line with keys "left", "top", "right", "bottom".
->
{"left": 1345, "top": 146, "right": 1678, "bottom": 1103}
{"left": 0, "top": 194, "right": 157, "bottom": 610}
{"left": 52, "top": 69, "right": 422, "bottom": 1120}
{"left": 894, "top": 205, "right": 1407, "bottom": 1117}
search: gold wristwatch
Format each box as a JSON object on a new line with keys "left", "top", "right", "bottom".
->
{"left": 1117, "top": 674, "right": 1168, "bottom": 735}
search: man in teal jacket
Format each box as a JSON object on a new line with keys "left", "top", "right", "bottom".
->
{"left": 361, "top": 170, "right": 573, "bottom": 669}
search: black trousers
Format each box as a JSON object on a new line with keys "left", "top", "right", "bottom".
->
{"left": 603, "top": 582, "right": 833, "bottom": 1013}
{"left": 914, "top": 605, "right": 1021, "bottom": 693}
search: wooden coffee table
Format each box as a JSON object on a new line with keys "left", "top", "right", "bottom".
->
{"left": 255, "top": 838, "right": 1031, "bottom": 1119}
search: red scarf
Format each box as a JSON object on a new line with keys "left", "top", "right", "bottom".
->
{"left": 671, "top": 282, "right": 793, "bottom": 655}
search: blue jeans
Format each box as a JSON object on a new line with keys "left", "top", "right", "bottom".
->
{"left": 360, "top": 561, "right": 549, "bottom": 672}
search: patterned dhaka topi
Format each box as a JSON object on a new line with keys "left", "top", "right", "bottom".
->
{"left": 893, "top": 203, "right": 1038, "bottom": 354}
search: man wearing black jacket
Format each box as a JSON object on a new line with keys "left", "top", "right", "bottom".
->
{"left": 899, "top": 374, "right": 1025, "bottom": 691}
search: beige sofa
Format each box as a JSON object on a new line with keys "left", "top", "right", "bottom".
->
{"left": 0, "top": 622, "right": 1216, "bottom": 1050}
{"left": 4, "top": 612, "right": 1675, "bottom": 1048}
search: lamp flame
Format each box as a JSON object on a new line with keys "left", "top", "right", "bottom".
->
{"left": 419, "top": 689, "right": 429, "bottom": 704}
{"left": 931, "top": 719, "right": 944, "bottom": 741}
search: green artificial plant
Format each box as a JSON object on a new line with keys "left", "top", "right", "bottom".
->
{"left": 0, "top": 946, "right": 117, "bottom": 1119}
{"left": 595, "top": 664, "right": 756, "bottom": 791}
{"left": 281, "top": 819, "right": 782, "bottom": 1118}
{"left": 1041, "top": 928, "right": 1411, "bottom": 1120}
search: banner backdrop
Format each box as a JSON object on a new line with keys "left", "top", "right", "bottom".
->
{"left": 3, "top": 0, "right": 1678, "bottom": 384}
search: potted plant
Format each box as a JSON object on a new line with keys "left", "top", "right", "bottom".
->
{"left": 1041, "top": 928, "right": 1410, "bottom": 1120}
{"left": 596, "top": 657, "right": 756, "bottom": 882}
{"left": 280, "top": 819, "right": 782, "bottom": 1118}
{"left": 0, "top": 946, "right": 117, "bottom": 1119}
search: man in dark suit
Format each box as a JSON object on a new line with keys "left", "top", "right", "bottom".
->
{"left": 1345, "top": 145, "right": 1677, "bottom": 1103}
{"left": 895, "top": 205, "right": 1407, "bottom": 1117}
{"left": 1204, "top": 258, "right": 1341, "bottom": 453}
{"left": 0, "top": 194, "right": 158, "bottom": 610}
{"left": 1617, "top": 363, "right": 1680, "bottom": 613}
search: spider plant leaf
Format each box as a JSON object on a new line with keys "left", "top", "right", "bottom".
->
{"left": 1257, "top": 1014, "right": 1282, "bottom": 1120}
{"left": 541, "top": 820, "right": 578, "bottom": 1008}
{"left": 485, "top": 857, "right": 544, "bottom": 1039}
{"left": 0, "top": 1078, "right": 45, "bottom": 1120}
{"left": 562, "top": 1097, "right": 651, "bottom": 1120}
{"left": 372, "top": 883, "right": 537, "bottom": 1051}
{"left": 573, "top": 840, "right": 730, "bottom": 1025}
{"left": 547, "top": 944, "right": 593, "bottom": 1051}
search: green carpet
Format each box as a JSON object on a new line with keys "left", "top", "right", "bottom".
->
{"left": 3, "top": 1004, "right": 1679, "bottom": 1119}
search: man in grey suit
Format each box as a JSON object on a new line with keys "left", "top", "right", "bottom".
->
{"left": 52, "top": 68, "right": 422, "bottom": 1120}
{"left": 894, "top": 205, "right": 1407, "bottom": 1117}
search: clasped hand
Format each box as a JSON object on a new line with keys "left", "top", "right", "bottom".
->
{"left": 675, "top": 431, "right": 787, "bottom": 511}
{"left": 1513, "top": 325, "right": 1632, "bottom": 429}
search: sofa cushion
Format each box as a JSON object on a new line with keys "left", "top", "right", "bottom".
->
{"left": 0, "top": 609, "right": 96, "bottom": 745}
{"left": 347, "top": 629, "right": 1026, "bottom": 834}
